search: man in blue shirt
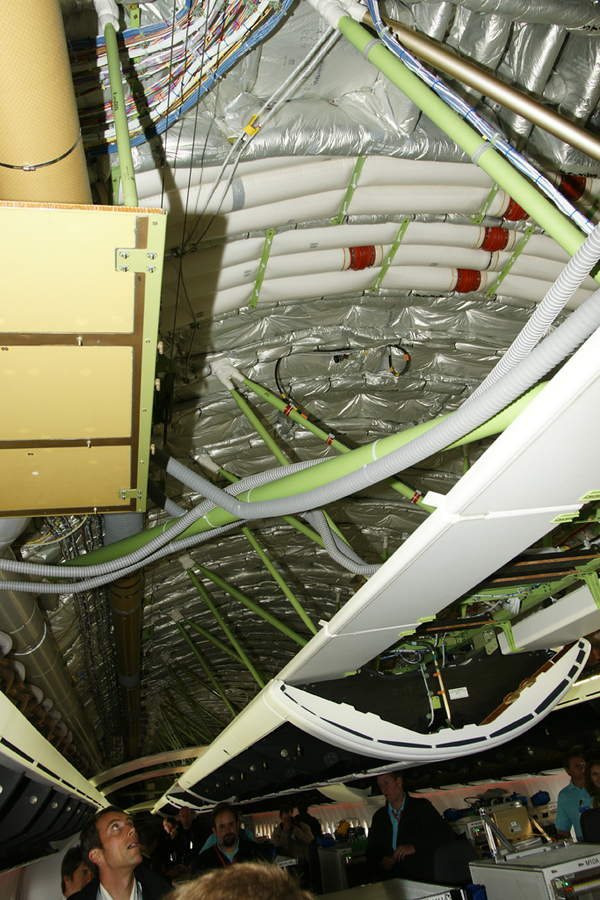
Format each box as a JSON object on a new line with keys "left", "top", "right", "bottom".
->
{"left": 556, "top": 750, "right": 593, "bottom": 841}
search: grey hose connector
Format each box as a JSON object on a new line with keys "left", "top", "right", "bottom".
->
{"left": 467, "top": 220, "right": 600, "bottom": 404}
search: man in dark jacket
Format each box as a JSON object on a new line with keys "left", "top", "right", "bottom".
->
{"left": 193, "top": 803, "right": 273, "bottom": 874}
{"left": 366, "top": 771, "right": 457, "bottom": 884}
{"left": 69, "top": 806, "right": 172, "bottom": 900}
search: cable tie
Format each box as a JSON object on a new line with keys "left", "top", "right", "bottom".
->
{"left": 0, "top": 131, "right": 82, "bottom": 171}
{"left": 471, "top": 141, "right": 493, "bottom": 166}
{"left": 362, "top": 38, "right": 383, "bottom": 60}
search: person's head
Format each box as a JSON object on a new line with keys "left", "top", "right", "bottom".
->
{"left": 179, "top": 806, "right": 195, "bottom": 830}
{"left": 167, "top": 861, "right": 314, "bottom": 900}
{"left": 585, "top": 759, "right": 600, "bottom": 797}
{"left": 61, "top": 846, "right": 92, "bottom": 897}
{"left": 80, "top": 806, "right": 142, "bottom": 880}
{"left": 564, "top": 750, "right": 587, "bottom": 787}
{"left": 163, "top": 815, "right": 178, "bottom": 835}
{"left": 279, "top": 804, "right": 294, "bottom": 825}
{"left": 296, "top": 800, "right": 309, "bottom": 816}
{"left": 211, "top": 803, "right": 240, "bottom": 852}
{"left": 377, "top": 771, "right": 404, "bottom": 807}
{"left": 137, "top": 823, "right": 159, "bottom": 857}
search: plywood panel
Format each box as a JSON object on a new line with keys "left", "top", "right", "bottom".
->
{"left": 1, "top": 345, "right": 133, "bottom": 440}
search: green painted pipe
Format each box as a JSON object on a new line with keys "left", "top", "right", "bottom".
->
{"left": 167, "top": 664, "right": 217, "bottom": 737}
{"left": 242, "top": 377, "right": 435, "bottom": 513}
{"left": 194, "top": 563, "right": 308, "bottom": 647}
{"left": 231, "top": 387, "right": 350, "bottom": 545}
{"left": 241, "top": 527, "right": 318, "bottom": 635}
{"left": 174, "top": 621, "right": 237, "bottom": 716}
{"left": 66, "top": 382, "right": 544, "bottom": 566}
{"left": 104, "top": 23, "right": 138, "bottom": 207}
{"left": 338, "top": 17, "right": 594, "bottom": 268}
{"left": 182, "top": 616, "right": 244, "bottom": 666}
{"left": 171, "top": 661, "right": 228, "bottom": 727}
{"left": 218, "top": 464, "right": 326, "bottom": 549}
{"left": 183, "top": 573, "right": 266, "bottom": 688}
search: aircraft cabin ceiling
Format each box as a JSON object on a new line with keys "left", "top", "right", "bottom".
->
{"left": 3, "top": 0, "right": 600, "bottom": 839}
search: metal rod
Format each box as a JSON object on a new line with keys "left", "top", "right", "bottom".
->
{"left": 171, "top": 661, "right": 228, "bottom": 728}
{"left": 167, "top": 664, "right": 217, "bottom": 739}
{"left": 183, "top": 572, "right": 266, "bottom": 687}
{"left": 103, "top": 23, "right": 139, "bottom": 206}
{"left": 241, "top": 527, "right": 317, "bottom": 635}
{"left": 243, "top": 377, "right": 435, "bottom": 513}
{"left": 174, "top": 621, "right": 238, "bottom": 716}
{"left": 368, "top": 12, "right": 600, "bottom": 165}
{"left": 195, "top": 563, "right": 308, "bottom": 647}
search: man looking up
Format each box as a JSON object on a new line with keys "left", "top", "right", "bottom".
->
{"left": 70, "top": 806, "right": 172, "bottom": 900}
{"left": 366, "top": 771, "right": 456, "bottom": 883}
{"left": 193, "top": 803, "right": 272, "bottom": 873}
{"left": 556, "top": 750, "right": 593, "bottom": 841}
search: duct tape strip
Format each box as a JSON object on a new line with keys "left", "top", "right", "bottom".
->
{"left": 370, "top": 217, "right": 411, "bottom": 291}
{"left": 249, "top": 228, "right": 275, "bottom": 308}
{"left": 362, "top": 38, "right": 384, "bottom": 60}
{"left": 0, "top": 132, "right": 82, "bottom": 171}
{"left": 118, "top": 672, "right": 140, "bottom": 688}
{"left": 485, "top": 224, "right": 535, "bottom": 296}
{"left": 471, "top": 141, "right": 493, "bottom": 167}
{"left": 471, "top": 182, "right": 501, "bottom": 225}
{"left": 12, "top": 621, "right": 47, "bottom": 656}
{"left": 332, "top": 156, "right": 366, "bottom": 225}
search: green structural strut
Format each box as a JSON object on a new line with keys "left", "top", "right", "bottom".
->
{"left": 242, "top": 377, "right": 436, "bottom": 513}
{"left": 174, "top": 621, "right": 237, "bottom": 717}
{"left": 338, "top": 17, "right": 594, "bottom": 269}
{"left": 104, "top": 23, "right": 139, "bottom": 207}
{"left": 241, "top": 527, "right": 318, "bottom": 635}
{"left": 183, "top": 569, "right": 266, "bottom": 687}
{"left": 66, "top": 383, "right": 545, "bottom": 566}
{"left": 194, "top": 563, "right": 308, "bottom": 647}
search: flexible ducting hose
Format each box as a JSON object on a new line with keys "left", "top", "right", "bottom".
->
{"left": 308, "top": 509, "right": 380, "bottom": 576}
{"left": 467, "top": 219, "right": 600, "bottom": 403}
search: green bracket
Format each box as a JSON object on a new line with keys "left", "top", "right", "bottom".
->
{"left": 494, "top": 618, "right": 520, "bottom": 653}
{"left": 332, "top": 156, "right": 366, "bottom": 225}
{"left": 580, "top": 490, "right": 600, "bottom": 502}
{"left": 418, "top": 615, "right": 436, "bottom": 624}
{"left": 582, "top": 572, "right": 600, "bottom": 611}
{"left": 471, "top": 182, "right": 501, "bottom": 225}
{"left": 485, "top": 225, "right": 535, "bottom": 297}
{"left": 370, "top": 217, "right": 410, "bottom": 291}
{"left": 118, "top": 487, "right": 143, "bottom": 500}
{"left": 551, "top": 511, "right": 580, "bottom": 524}
{"left": 129, "top": 3, "right": 141, "bottom": 28}
{"left": 249, "top": 228, "right": 275, "bottom": 308}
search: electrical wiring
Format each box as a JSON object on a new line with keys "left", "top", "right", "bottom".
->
{"left": 71, "top": 0, "right": 295, "bottom": 156}
{"left": 364, "top": 0, "right": 595, "bottom": 237}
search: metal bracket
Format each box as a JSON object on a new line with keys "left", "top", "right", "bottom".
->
{"left": 248, "top": 228, "right": 275, "bottom": 308}
{"left": 551, "top": 511, "right": 580, "bottom": 524}
{"left": 370, "top": 217, "right": 411, "bottom": 291}
{"left": 118, "top": 488, "right": 143, "bottom": 500}
{"left": 129, "top": 4, "right": 140, "bottom": 28}
{"left": 332, "top": 156, "right": 366, "bottom": 225}
{"left": 115, "top": 247, "right": 160, "bottom": 274}
{"left": 582, "top": 572, "right": 600, "bottom": 611}
{"left": 580, "top": 490, "right": 600, "bottom": 502}
{"left": 471, "top": 182, "right": 501, "bottom": 225}
{"left": 485, "top": 225, "right": 535, "bottom": 297}
{"left": 494, "top": 618, "right": 520, "bottom": 653}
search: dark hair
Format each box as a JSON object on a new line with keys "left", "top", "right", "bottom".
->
{"left": 79, "top": 806, "right": 125, "bottom": 878}
{"left": 279, "top": 804, "right": 294, "bottom": 816}
{"left": 165, "top": 816, "right": 177, "bottom": 827}
{"left": 61, "top": 846, "right": 86, "bottom": 895}
{"left": 585, "top": 759, "right": 600, "bottom": 798}
{"left": 211, "top": 802, "right": 239, "bottom": 827}
{"left": 564, "top": 748, "right": 585, "bottom": 770}
{"left": 168, "top": 861, "right": 313, "bottom": 900}
{"left": 296, "top": 800, "right": 308, "bottom": 816}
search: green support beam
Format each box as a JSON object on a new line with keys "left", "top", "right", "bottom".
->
{"left": 174, "top": 621, "right": 238, "bottom": 717}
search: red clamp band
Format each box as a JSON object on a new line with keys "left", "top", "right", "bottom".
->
{"left": 326, "top": 434, "right": 335, "bottom": 445}
{"left": 283, "top": 404, "right": 294, "bottom": 416}
{"left": 410, "top": 491, "right": 422, "bottom": 504}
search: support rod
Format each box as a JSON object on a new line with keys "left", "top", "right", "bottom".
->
{"left": 174, "top": 621, "right": 237, "bottom": 716}
{"left": 104, "top": 22, "right": 139, "bottom": 206}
